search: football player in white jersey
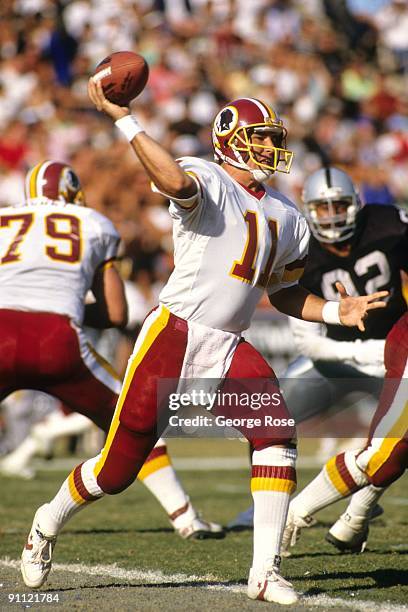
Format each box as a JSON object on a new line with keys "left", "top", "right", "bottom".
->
{"left": 20, "top": 84, "right": 389, "bottom": 605}
{"left": 0, "top": 159, "right": 126, "bottom": 427}
{"left": 0, "top": 160, "right": 223, "bottom": 539}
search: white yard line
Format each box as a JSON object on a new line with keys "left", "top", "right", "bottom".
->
{"left": 298, "top": 595, "right": 407, "bottom": 611}
{"left": 1, "top": 559, "right": 407, "bottom": 611}
{"left": 0, "top": 557, "right": 217, "bottom": 584}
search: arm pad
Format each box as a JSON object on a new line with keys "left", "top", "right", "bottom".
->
{"left": 289, "top": 318, "right": 385, "bottom": 366}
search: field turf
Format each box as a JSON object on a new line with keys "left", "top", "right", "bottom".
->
{"left": 0, "top": 439, "right": 407, "bottom": 611}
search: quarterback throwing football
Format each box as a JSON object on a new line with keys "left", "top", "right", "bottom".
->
{"left": 21, "top": 81, "right": 389, "bottom": 605}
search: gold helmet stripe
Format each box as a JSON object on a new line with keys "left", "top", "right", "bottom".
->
{"left": 26, "top": 162, "right": 43, "bottom": 198}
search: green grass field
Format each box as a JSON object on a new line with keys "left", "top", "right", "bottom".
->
{"left": 0, "top": 439, "right": 407, "bottom": 611}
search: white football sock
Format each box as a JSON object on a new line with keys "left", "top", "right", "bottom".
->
{"left": 345, "top": 484, "right": 385, "bottom": 519}
{"left": 292, "top": 450, "right": 368, "bottom": 518}
{"left": 46, "top": 455, "right": 104, "bottom": 532}
{"left": 137, "top": 441, "right": 194, "bottom": 527}
{"left": 251, "top": 446, "right": 297, "bottom": 571}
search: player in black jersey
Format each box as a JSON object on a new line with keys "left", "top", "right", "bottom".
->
{"left": 280, "top": 168, "right": 408, "bottom": 552}
{"left": 228, "top": 167, "right": 408, "bottom": 538}
{"left": 283, "top": 167, "right": 408, "bottom": 424}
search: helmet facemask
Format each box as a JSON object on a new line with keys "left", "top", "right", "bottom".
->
{"left": 301, "top": 167, "right": 362, "bottom": 244}
{"left": 305, "top": 195, "right": 359, "bottom": 243}
{"left": 229, "top": 123, "right": 293, "bottom": 176}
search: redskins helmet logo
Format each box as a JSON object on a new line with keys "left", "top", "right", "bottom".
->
{"left": 214, "top": 106, "right": 238, "bottom": 136}
{"left": 60, "top": 167, "right": 80, "bottom": 194}
{"left": 58, "top": 166, "right": 85, "bottom": 204}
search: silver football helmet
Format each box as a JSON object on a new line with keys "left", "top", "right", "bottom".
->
{"left": 301, "top": 167, "right": 361, "bottom": 243}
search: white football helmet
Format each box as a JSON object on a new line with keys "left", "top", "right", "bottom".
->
{"left": 301, "top": 167, "right": 361, "bottom": 243}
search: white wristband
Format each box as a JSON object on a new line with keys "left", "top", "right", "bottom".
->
{"left": 115, "top": 115, "right": 144, "bottom": 141}
{"left": 322, "top": 301, "right": 342, "bottom": 325}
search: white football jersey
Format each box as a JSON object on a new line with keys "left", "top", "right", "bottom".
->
{"left": 159, "top": 157, "right": 310, "bottom": 332}
{"left": 0, "top": 201, "right": 120, "bottom": 325}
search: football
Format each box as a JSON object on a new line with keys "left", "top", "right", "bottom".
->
{"left": 92, "top": 51, "right": 149, "bottom": 106}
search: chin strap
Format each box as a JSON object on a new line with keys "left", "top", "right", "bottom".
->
{"left": 235, "top": 148, "right": 274, "bottom": 183}
{"left": 250, "top": 168, "right": 273, "bottom": 182}
{"left": 215, "top": 149, "right": 273, "bottom": 183}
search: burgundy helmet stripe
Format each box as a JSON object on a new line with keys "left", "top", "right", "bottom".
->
{"left": 35, "top": 160, "right": 53, "bottom": 198}
{"left": 238, "top": 97, "right": 272, "bottom": 120}
{"left": 42, "top": 162, "right": 65, "bottom": 200}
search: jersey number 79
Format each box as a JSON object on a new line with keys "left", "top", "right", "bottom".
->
{"left": 0, "top": 213, "right": 82, "bottom": 265}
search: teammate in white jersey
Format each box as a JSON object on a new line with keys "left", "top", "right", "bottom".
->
{"left": 0, "top": 160, "right": 223, "bottom": 539}
{"left": 21, "top": 87, "right": 389, "bottom": 605}
{"left": 0, "top": 160, "right": 125, "bottom": 428}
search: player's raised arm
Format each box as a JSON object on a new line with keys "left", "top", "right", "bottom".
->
{"left": 269, "top": 281, "right": 389, "bottom": 332}
{"left": 88, "top": 78, "right": 198, "bottom": 207}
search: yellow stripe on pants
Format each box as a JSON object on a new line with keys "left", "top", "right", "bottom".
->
{"left": 367, "top": 400, "right": 408, "bottom": 478}
{"left": 94, "top": 306, "right": 171, "bottom": 477}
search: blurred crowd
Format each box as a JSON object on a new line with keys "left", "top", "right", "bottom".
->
{"left": 0, "top": 0, "right": 407, "bottom": 460}
{"left": 0, "top": 0, "right": 407, "bottom": 324}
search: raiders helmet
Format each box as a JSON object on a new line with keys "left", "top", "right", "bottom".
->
{"left": 301, "top": 167, "right": 361, "bottom": 243}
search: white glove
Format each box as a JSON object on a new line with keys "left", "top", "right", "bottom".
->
{"left": 353, "top": 339, "right": 385, "bottom": 366}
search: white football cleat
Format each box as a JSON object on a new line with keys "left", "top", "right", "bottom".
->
{"left": 247, "top": 566, "right": 299, "bottom": 605}
{"left": 170, "top": 500, "right": 225, "bottom": 540}
{"left": 21, "top": 505, "right": 57, "bottom": 588}
{"left": 325, "top": 512, "right": 369, "bottom": 553}
{"left": 281, "top": 505, "right": 317, "bottom": 556}
{"left": 175, "top": 516, "right": 225, "bottom": 540}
